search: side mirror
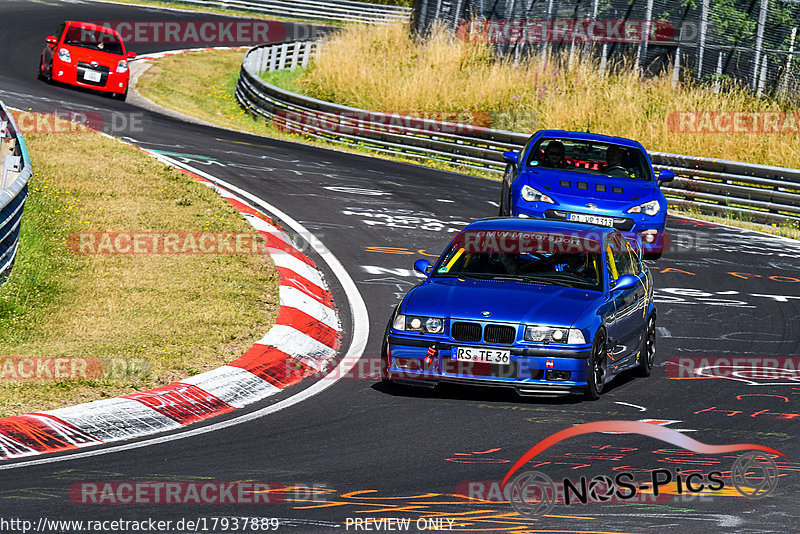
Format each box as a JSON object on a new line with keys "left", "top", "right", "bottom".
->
{"left": 657, "top": 169, "right": 675, "bottom": 184}
{"left": 612, "top": 274, "right": 639, "bottom": 291}
{"left": 46, "top": 36, "right": 57, "bottom": 46}
{"left": 127, "top": 51, "right": 137, "bottom": 59}
{"left": 413, "top": 259, "right": 432, "bottom": 276}
{"left": 503, "top": 150, "right": 519, "bottom": 165}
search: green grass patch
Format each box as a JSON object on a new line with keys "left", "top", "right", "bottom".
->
{"left": 0, "top": 112, "right": 278, "bottom": 417}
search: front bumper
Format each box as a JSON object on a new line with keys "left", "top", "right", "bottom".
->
{"left": 386, "top": 334, "right": 593, "bottom": 396}
{"left": 51, "top": 58, "right": 129, "bottom": 95}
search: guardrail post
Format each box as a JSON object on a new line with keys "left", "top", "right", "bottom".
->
{"left": 713, "top": 51, "right": 724, "bottom": 93}
{"left": 269, "top": 45, "right": 278, "bottom": 72}
{"left": 278, "top": 43, "right": 289, "bottom": 71}
{"left": 290, "top": 42, "right": 301, "bottom": 69}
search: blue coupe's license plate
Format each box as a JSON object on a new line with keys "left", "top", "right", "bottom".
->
{"left": 454, "top": 347, "right": 511, "bottom": 365}
{"left": 568, "top": 213, "right": 614, "bottom": 227}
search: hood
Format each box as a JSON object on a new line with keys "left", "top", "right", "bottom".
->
{"left": 404, "top": 278, "right": 603, "bottom": 327}
{"left": 521, "top": 168, "right": 656, "bottom": 208}
{"left": 64, "top": 46, "right": 125, "bottom": 67}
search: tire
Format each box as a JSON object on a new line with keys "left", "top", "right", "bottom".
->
{"left": 584, "top": 330, "right": 607, "bottom": 400}
{"left": 380, "top": 317, "right": 394, "bottom": 386}
{"left": 38, "top": 58, "right": 45, "bottom": 80}
{"left": 634, "top": 315, "right": 656, "bottom": 377}
{"left": 498, "top": 181, "right": 510, "bottom": 216}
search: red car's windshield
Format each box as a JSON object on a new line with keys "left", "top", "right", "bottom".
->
{"left": 63, "top": 26, "right": 124, "bottom": 55}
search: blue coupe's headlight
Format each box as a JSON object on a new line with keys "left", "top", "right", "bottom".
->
{"left": 521, "top": 185, "right": 554, "bottom": 204}
{"left": 627, "top": 200, "right": 660, "bottom": 216}
{"left": 525, "top": 325, "right": 586, "bottom": 344}
{"left": 396, "top": 315, "right": 445, "bottom": 334}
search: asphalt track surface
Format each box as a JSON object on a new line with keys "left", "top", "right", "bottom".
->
{"left": 1, "top": 1, "right": 799, "bottom": 532}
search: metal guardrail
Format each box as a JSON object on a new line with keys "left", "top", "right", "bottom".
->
{"left": 161, "top": 0, "right": 411, "bottom": 24}
{"left": 236, "top": 41, "right": 800, "bottom": 226}
{"left": 0, "top": 101, "right": 32, "bottom": 283}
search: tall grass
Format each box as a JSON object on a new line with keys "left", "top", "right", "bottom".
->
{"left": 297, "top": 23, "right": 800, "bottom": 168}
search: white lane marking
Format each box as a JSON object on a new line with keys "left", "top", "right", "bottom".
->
{"left": 436, "top": 199, "right": 455, "bottom": 203}
{"left": 656, "top": 326, "right": 671, "bottom": 338}
{"left": 0, "top": 156, "right": 369, "bottom": 470}
{"left": 181, "top": 365, "right": 280, "bottom": 408}
{"left": 614, "top": 401, "right": 647, "bottom": 412}
{"left": 487, "top": 201, "right": 499, "bottom": 207}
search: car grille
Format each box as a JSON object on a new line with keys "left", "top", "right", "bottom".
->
{"left": 451, "top": 322, "right": 481, "bottom": 342}
{"left": 77, "top": 62, "right": 110, "bottom": 87}
{"left": 484, "top": 325, "right": 516, "bottom": 345}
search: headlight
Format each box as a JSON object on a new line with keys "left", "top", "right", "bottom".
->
{"left": 116, "top": 60, "right": 128, "bottom": 73}
{"left": 627, "top": 200, "right": 660, "bottom": 216}
{"left": 58, "top": 48, "right": 71, "bottom": 62}
{"left": 397, "top": 315, "right": 445, "bottom": 334}
{"left": 520, "top": 185, "right": 554, "bottom": 204}
{"left": 525, "top": 325, "right": 586, "bottom": 344}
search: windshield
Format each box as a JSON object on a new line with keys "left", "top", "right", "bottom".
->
{"left": 64, "top": 27, "right": 124, "bottom": 55}
{"left": 432, "top": 230, "right": 604, "bottom": 291}
{"left": 525, "top": 138, "right": 652, "bottom": 181}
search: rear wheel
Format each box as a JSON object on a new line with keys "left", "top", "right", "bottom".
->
{"left": 634, "top": 315, "right": 656, "bottom": 377}
{"left": 584, "top": 330, "right": 607, "bottom": 400}
{"left": 498, "top": 180, "right": 510, "bottom": 216}
{"left": 380, "top": 317, "right": 394, "bottom": 386}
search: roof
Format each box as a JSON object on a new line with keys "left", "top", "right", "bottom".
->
{"left": 464, "top": 217, "right": 617, "bottom": 237}
{"left": 64, "top": 21, "right": 121, "bottom": 35}
{"left": 536, "top": 130, "right": 641, "bottom": 149}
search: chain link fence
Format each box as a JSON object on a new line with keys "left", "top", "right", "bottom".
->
{"left": 412, "top": 0, "right": 800, "bottom": 96}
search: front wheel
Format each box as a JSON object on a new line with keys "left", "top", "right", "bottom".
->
{"left": 584, "top": 330, "right": 607, "bottom": 400}
{"left": 634, "top": 315, "right": 656, "bottom": 377}
{"left": 498, "top": 180, "right": 510, "bottom": 216}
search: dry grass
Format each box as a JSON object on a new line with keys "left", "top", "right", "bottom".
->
{"left": 135, "top": 50, "right": 493, "bottom": 177}
{"left": 298, "top": 23, "right": 800, "bottom": 168}
{"left": 0, "top": 112, "right": 278, "bottom": 417}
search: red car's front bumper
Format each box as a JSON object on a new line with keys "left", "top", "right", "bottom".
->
{"left": 50, "top": 57, "right": 129, "bottom": 95}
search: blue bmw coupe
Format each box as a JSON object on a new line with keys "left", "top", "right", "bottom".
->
{"left": 499, "top": 130, "right": 675, "bottom": 259}
{"left": 382, "top": 218, "right": 656, "bottom": 400}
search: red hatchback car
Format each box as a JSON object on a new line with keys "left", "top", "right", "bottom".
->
{"left": 39, "top": 21, "right": 136, "bottom": 100}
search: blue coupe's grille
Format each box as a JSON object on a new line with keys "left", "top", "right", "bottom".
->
{"left": 484, "top": 325, "right": 516, "bottom": 345}
{"left": 451, "top": 322, "right": 481, "bottom": 342}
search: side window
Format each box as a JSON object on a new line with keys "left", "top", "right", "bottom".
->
{"left": 625, "top": 242, "right": 642, "bottom": 275}
{"left": 606, "top": 235, "right": 636, "bottom": 279}
{"left": 56, "top": 23, "right": 66, "bottom": 42}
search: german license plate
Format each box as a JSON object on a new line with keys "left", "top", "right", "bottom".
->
{"left": 568, "top": 213, "right": 614, "bottom": 227}
{"left": 453, "top": 347, "right": 511, "bottom": 365}
{"left": 84, "top": 70, "right": 102, "bottom": 82}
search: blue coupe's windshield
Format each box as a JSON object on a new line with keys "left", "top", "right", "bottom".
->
{"left": 525, "top": 138, "right": 652, "bottom": 181}
{"left": 432, "top": 230, "right": 604, "bottom": 291}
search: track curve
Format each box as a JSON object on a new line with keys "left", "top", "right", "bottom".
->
{"left": 0, "top": 1, "right": 799, "bottom": 532}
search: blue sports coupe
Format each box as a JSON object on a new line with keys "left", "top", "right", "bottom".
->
{"left": 499, "top": 130, "right": 675, "bottom": 259}
{"left": 381, "top": 218, "right": 656, "bottom": 399}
